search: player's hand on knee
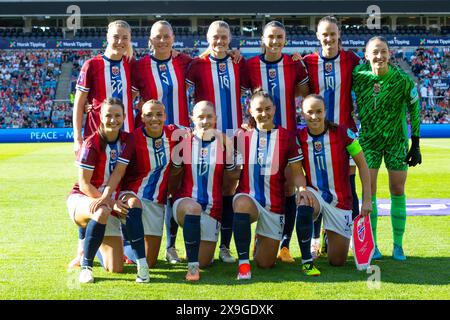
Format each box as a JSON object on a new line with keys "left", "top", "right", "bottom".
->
{"left": 405, "top": 136, "right": 422, "bottom": 167}
{"left": 297, "top": 189, "right": 314, "bottom": 207}
{"left": 113, "top": 199, "right": 129, "bottom": 220}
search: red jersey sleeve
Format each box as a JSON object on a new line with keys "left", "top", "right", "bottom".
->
{"left": 76, "top": 137, "right": 98, "bottom": 170}
{"left": 131, "top": 58, "right": 141, "bottom": 93}
{"left": 76, "top": 59, "right": 92, "bottom": 93}
{"left": 185, "top": 58, "right": 199, "bottom": 86}
{"left": 287, "top": 131, "right": 303, "bottom": 164}
{"left": 239, "top": 59, "right": 250, "bottom": 91}
{"left": 296, "top": 58, "right": 309, "bottom": 87}
{"left": 117, "top": 132, "right": 136, "bottom": 166}
{"left": 349, "top": 50, "right": 362, "bottom": 69}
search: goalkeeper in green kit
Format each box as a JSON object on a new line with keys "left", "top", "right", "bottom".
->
{"left": 352, "top": 36, "right": 422, "bottom": 261}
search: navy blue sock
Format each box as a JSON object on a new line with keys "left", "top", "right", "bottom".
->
{"left": 280, "top": 195, "right": 296, "bottom": 249}
{"left": 233, "top": 213, "right": 251, "bottom": 261}
{"left": 350, "top": 174, "right": 360, "bottom": 221}
{"left": 169, "top": 217, "right": 178, "bottom": 248}
{"left": 125, "top": 208, "right": 146, "bottom": 259}
{"left": 183, "top": 214, "right": 201, "bottom": 263}
{"left": 313, "top": 213, "right": 323, "bottom": 239}
{"left": 78, "top": 226, "right": 86, "bottom": 240}
{"left": 296, "top": 205, "right": 314, "bottom": 262}
{"left": 164, "top": 203, "right": 178, "bottom": 249}
{"left": 220, "top": 196, "right": 234, "bottom": 249}
{"left": 82, "top": 220, "right": 106, "bottom": 268}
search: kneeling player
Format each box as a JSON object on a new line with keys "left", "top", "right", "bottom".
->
{"left": 171, "top": 101, "right": 238, "bottom": 281}
{"left": 232, "top": 89, "right": 316, "bottom": 280}
{"left": 66, "top": 98, "right": 128, "bottom": 283}
{"left": 93, "top": 100, "right": 183, "bottom": 283}
{"left": 297, "top": 94, "right": 372, "bottom": 267}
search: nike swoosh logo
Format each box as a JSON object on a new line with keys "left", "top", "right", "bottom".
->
{"left": 185, "top": 241, "right": 198, "bottom": 245}
{"left": 301, "top": 239, "right": 311, "bottom": 243}
{"left": 238, "top": 252, "right": 248, "bottom": 255}
{"left": 131, "top": 237, "right": 143, "bottom": 243}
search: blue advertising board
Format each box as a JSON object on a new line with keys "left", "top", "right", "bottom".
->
{"left": 1, "top": 36, "right": 450, "bottom": 49}
{"left": 0, "top": 125, "right": 449, "bottom": 143}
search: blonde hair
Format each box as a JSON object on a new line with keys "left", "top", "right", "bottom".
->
{"left": 207, "top": 20, "right": 231, "bottom": 40}
{"left": 107, "top": 20, "right": 133, "bottom": 60}
{"left": 148, "top": 20, "right": 174, "bottom": 51}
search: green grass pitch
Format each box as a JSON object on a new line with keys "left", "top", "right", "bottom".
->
{"left": 0, "top": 139, "right": 449, "bottom": 299}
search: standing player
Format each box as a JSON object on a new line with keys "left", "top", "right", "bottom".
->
{"left": 69, "top": 20, "right": 136, "bottom": 269}
{"left": 242, "top": 21, "right": 309, "bottom": 263}
{"left": 66, "top": 98, "right": 128, "bottom": 283}
{"left": 297, "top": 94, "right": 372, "bottom": 267}
{"left": 232, "top": 89, "right": 315, "bottom": 279}
{"left": 171, "top": 101, "right": 238, "bottom": 281}
{"left": 352, "top": 36, "right": 422, "bottom": 261}
{"left": 185, "top": 20, "right": 246, "bottom": 263}
{"left": 131, "top": 20, "right": 192, "bottom": 264}
{"left": 92, "top": 100, "right": 184, "bottom": 282}
{"left": 303, "top": 16, "right": 362, "bottom": 258}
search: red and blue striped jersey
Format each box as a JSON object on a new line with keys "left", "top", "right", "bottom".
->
{"left": 186, "top": 55, "right": 245, "bottom": 131}
{"left": 132, "top": 53, "right": 192, "bottom": 127}
{"left": 117, "top": 124, "right": 181, "bottom": 204}
{"left": 70, "top": 131, "right": 129, "bottom": 196}
{"left": 236, "top": 126, "right": 303, "bottom": 215}
{"left": 172, "top": 133, "right": 235, "bottom": 221}
{"left": 242, "top": 54, "right": 309, "bottom": 132}
{"left": 303, "top": 50, "right": 361, "bottom": 130}
{"left": 297, "top": 125, "right": 355, "bottom": 210}
{"left": 76, "top": 54, "right": 134, "bottom": 138}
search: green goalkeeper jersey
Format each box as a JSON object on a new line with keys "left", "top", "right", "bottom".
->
{"left": 352, "top": 63, "right": 420, "bottom": 147}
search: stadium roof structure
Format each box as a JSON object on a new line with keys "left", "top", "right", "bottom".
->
{"left": 1, "top": 0, "right": 449, "bottom": 17}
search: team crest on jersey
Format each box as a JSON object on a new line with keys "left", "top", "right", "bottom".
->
{"left": 373, "top": 83, "right": 381, "bottom": 94}
{"left": 325, "top": 62, "right": 333, "bottom": 73}
{"left": 112, "top": 66, "right": 120, "bottom": 76}
{"left": 357, "top": 218, "right": 365, "bottom": 242}
{"left": 268, "top": 68, "right": 277, "bottom": 79}
{"left": 314, "top": 141, "right": 322, "bottom": 152}
{"left": 218, "top": 63, "right": 227, "bottom": 72}
{"left": 110, "top": 149, "right": 117, "bottom": 161}
{"left": 159, "top": 64, "right": 167, "bottom": 72}
{"left": 155, "top": 139, "right": 163, "bottom": 150}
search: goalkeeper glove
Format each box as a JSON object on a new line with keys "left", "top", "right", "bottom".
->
{"left": 405, "top": 136, "right": 422, "bottom": 167}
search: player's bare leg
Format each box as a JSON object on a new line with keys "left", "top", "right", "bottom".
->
{"left": 199, "top": 240, "right": 217, "bottom": 268}
{"left": 254, "top": 235, "right": 279, "bottom": 269}
{"left": 326, "top": 230, "right": 350, "bottom": 266}
{"left": 144, "top": 235, "right": 162, "bottom": 268}
{"left": 99, "top": 236, "right": 124, "bottom": 273}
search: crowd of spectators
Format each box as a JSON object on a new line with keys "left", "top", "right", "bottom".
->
{"left": 0, "top": 49, "right": 67, "bottom": 128}
{"left": 407, "top": 47, "right": 450, "bottom": 123}
{"left": 1, "top": 47, "right": 449, "bottom": 129}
